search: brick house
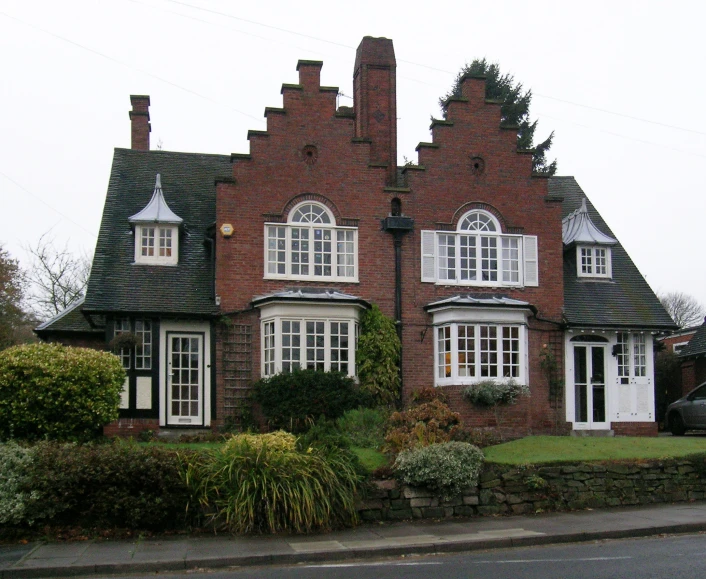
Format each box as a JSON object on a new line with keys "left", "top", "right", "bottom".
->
{"left": 37, "top": 37, "right": 675, "bottom": 437}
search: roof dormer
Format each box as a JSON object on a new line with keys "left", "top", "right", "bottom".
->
{"left": 129, "top": 174, "right": 182, "bottom": 265}
{"left": 562, "top": 198, "right": 617, "bottom": 279}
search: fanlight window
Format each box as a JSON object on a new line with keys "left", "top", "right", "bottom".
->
{"left": 421, "top": 209, "right": 538, "bottom": 287}
{"left": 265, "top": 201, "right": 357, "bottom": 281}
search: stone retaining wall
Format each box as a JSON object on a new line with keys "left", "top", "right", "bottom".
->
{"left": 357, "top": 457, "right": 706, "bottom": 521}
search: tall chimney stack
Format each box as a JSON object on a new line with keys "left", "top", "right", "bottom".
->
{"left": 353, "top": 37, "right": 397, "bottom": 185}
{"left": 129, "top": 95, "right": 151, "bottom": 150}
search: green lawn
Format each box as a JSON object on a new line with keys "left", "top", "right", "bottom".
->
{"left": 351, "top": 446, "right": 389, "bottom": 472}
{"left": 483, "top": 435, "right": 706, "bottom": 465}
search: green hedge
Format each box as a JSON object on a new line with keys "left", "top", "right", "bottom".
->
{"left": 0, "top": 343, "right": 125, "bottom": 441}
{"left": 0, "top": 441, "right": 191, "bottom": 529}
{"left": 253, "top": 369, "right": 371, "bottom": 432}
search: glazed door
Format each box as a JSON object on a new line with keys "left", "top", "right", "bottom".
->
{"left": 573, "top": 345, "right": 608, "bottom": 429}
{"left": 166, "top": 333, "right": 203, "bottom": 426}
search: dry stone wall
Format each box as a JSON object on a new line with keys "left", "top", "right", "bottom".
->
{"left": 358, "top": 457, "right": 706, "bottom": 521}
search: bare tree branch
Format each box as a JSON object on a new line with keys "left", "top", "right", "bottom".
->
{"left": 25, "top": 233, "right": 92, "bottom": 320}
{"left": 658, "top": 291, "right": 706, "bottom": 328}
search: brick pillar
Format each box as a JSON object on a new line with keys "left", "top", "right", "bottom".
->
{"left": 297, "top": 60, "right": 323, "bottom": 91}
{"left": 353, "top": 36, "right": 397, "bottom": 184}
{"left": 129, "top": 95, "right": 151, "bottom": 150}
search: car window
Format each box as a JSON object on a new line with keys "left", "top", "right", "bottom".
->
{"left": 692, "top": 385, "right": 706, "bottom": 400}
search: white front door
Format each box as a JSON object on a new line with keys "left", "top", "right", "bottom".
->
{"left": 573, "top": 344, "right": 609, "bottom": 429}
{"left": 166, "top": 333, "right": 204, "bottom": 426}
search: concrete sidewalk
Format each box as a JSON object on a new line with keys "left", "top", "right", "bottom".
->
{"left": 2, "top": 502, "right": 706, "bottom": 578}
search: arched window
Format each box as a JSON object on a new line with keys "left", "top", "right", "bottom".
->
{"left": 265, "top": 201, "right": 357, "bottom": 281}
{"left": 421, "top": 208, "right": 538, "bottom": 287}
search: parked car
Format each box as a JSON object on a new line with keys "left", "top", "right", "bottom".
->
{"left": 665, "top": 382, "right": 706, "bottom": 435}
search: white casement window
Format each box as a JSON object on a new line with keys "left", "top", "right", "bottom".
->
{"left": 616, "top": 332, "right": 648, "bottom": 381}
{"left": 114, "top": 318, "right": 132, "bottom": 369}
{"left": 421, "top": 210, "right": 538, "bottom": 287}
{"left": 577, "top": 245, "right": 611, "bottom": 278}
{"left": 135, "top": 225, "right": 178, "bottom": 265}
{"left": 261, "top": 317, "right": 357, "bottom": 377}
{"left": 435, "top": 323, "right": 526, "bottom": 386}
{"left": 134, "top": 319, "right": 152, "bottom": 370}
{"left": 265, "top": 202, "right": 357, "bottom": 282}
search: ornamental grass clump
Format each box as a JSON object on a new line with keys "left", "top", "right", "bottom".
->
{"left": 0, "top": 343, "right": 125, "bottom": 441}
{"left": 394, "top": 441, "right": 484, "bottom": 500}
{"left": 183, "top": 432, "right": 362, "bottom": 534}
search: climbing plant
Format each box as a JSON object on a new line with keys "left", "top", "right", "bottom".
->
{"left": 357, "top": 305, "right": 401, "bottom": 406}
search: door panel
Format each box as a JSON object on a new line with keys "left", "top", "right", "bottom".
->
{"left": 573, "top": 345, "right": 608, "bottom": 428}
{"left": 167, "top": 333, "right": 203, "bottom": 425}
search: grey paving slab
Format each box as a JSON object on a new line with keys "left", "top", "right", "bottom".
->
{"left": 0, "top": 544, "right": 36, "bottom": 570}
{"left": 5, "top": 502, "right": 706, "bottom": 579}
{"left": 25, "top": 542, "right": 89, "bottom": 559}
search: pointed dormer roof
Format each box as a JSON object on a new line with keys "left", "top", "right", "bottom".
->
{"left": 562, "top": 198, "right": 616, "bottom": 246}
{"left": 128, "top": 174, "right": 183, "bottom": 225}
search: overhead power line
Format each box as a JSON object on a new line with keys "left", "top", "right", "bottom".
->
{"left": 0, "top": 171, "right": 99, "bottom": 237}
{"left": 0, "top": 10, "right": 265, "bottom": 124}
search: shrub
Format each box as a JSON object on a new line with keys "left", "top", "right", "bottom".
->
{"left": 384, "top": 398, "right": 463, "bottom": 454}
{"left": 0, "top": 343, "right": 125, "bottom": 441}
{"left": 462, "top": 379, "right": 529, "bottom": 407}
{"left": 394, "top": 441, "right": 484, "bottom": 500}
{"left": 22, "top": 441, "right": 191, "bottom": 529}
{"left": 357, "top": 305, "right": 401, "bottom": 405}
{"left": 224, "top": 430, "right": 297, "bottom": 453}
{"left": 252, "top": 369, "right": 370, "bottom": 433}
{"left": 337, "top": 407, "right": 387, "bottom": 449}
{"left": 0, "top": 443, "right": 36, "bottom": 525}
{"left": 183, "top": 434, "right": 362, "bottom": 533}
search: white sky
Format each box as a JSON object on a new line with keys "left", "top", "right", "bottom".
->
{"left": 1, "top": 0, "right": 705, "bottom": 311}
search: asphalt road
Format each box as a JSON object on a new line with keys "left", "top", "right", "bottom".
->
{"left": 93, "top": 532, "right": 706, "bottom": 579}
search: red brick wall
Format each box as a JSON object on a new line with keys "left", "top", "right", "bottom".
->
{"left": 612, "top": 422, "right": 659, "bottom": 437}
{"left": 103, "top": 418, "right": 159, "bottom": 438}
{"left": 214, "top": 40, "right": 565, "bottom": 435}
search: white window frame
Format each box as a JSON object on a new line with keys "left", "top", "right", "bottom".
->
{"left": 114, "top": 317, "right": 131, "bottom": 369}
{"left": 258, "top": 301, "right": 363, "bottom": 378}
{"left": 135, "top": 225, "right": 178, "bottom": 265}
{"left": 576, "top": 245, "right": 612, "bottom": 279}
{"left": 264, "top": 202, "right": 358, "bottom": 282}
{"left": 421, "top": 210, "right": 538, "bottom": 288}
{"left": 429, "top": 306, "right": 530, "bottom": 387}
{"left": 616, "top": 332, "right": 649, "bottom": 381}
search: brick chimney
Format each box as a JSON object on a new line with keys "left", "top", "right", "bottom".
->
{"left": 353, "top": 37, "right": 397, "bottom": 185}
{"left": 129, "top": 95, "right": 151, "bottom": 150}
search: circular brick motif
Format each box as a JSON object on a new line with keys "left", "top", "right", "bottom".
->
{"left": 302, "top": 145, "right": 318, "bottom": 165}
{"left": 470, "top": 156, "right": 485, "bottom": 175}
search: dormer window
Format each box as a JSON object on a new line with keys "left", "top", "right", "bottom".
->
{"left": 577, "top": 246, "right": 611, "bottom": 278}
{"left": 129, "top": 174, "right": 183, "bottom": 266}
{"left": 562, "top": 198, "right": 616, "bottom": 280}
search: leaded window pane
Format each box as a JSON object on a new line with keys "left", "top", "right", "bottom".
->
{"left": 438, "top": 234, "right": 456, "bottom": 280}
{"left": 114, "top": 318, "right": 131, "bottom": 369}
{"left": 438, "top": 326, "right": 451, "bottom": 379}
{"left": 141, "top": 227, "right": 155, "bottom": 257}
{"left": 134, "top": 319, "right": 152, "bottom": 370}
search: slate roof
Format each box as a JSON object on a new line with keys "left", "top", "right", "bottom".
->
{"left": 679, "top": 320, "right": 706, "bottom": 358}
{"left": 83, "top": 148, "right": 231, "bottom": 316}
{"left": 34, "top": 297, "right": 102, "bottom": 335}
{"left": 549, "top": 176, "right": 676, "bottom": 331}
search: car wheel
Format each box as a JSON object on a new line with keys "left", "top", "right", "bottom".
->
{"left": 670, "top": 413, "right": 686, "bottom": 436}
